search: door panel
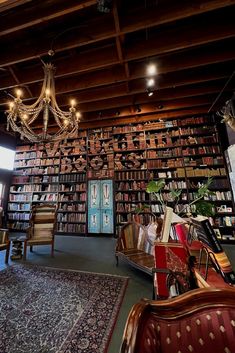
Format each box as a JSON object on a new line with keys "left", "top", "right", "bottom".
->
{"left": 88, "top": 209, "right": 100, "bottom": 233}
{"left": 101, "top": 209, "right": 113, "bottom": 233}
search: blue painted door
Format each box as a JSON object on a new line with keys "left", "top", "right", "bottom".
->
{"left": 88, "top": 180, "right": 113, "bottom": 234}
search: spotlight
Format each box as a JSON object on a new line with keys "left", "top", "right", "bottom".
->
{"left": 157, "top": 104, "right": 163, "bottom": 109}
{"left": 147, "top": 63, "right": 157, "bottom": 76}
{"left": 97, "top": 0, "right": 112, "bottom": 13}
{"left": 147, "top": 78, "right": 155, "bottom": 87}
{"left": 135, "top": 105, "right": 141, "bottom": 113}
{"left": 147, "top": 87, "right": 154, "bottom": 97}
{"left": 116, "top": 111, "right": 120, "bottom": 116}
{"left": 98, "top": 111, "right": 102, "bottom": 117}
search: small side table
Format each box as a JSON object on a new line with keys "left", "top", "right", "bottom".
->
{"left": 10, "top": 235, "right": 26, "bottom": 260}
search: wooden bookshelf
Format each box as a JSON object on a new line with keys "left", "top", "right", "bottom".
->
{"left": 7, "top": 114, "right": 235, "bottom": 241}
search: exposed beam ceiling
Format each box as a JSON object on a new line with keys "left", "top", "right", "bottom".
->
{"left": 0, "top": 0, "right": 235, "bottom": 132}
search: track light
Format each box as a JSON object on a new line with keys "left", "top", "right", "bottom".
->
{"left": 147, "top": 78, "right": 155, "bottom": 87}
{"left": 97, "top": 0, "right": 112, "bottom": 13}
{"left": 147, "top": 63, "right": 157, "bottom": 76}
{"left": 147, "top": 87, "right": 154, "bottom": 96}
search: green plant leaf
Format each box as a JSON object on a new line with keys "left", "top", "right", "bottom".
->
{"left": 135, "top": 204, "right": 150, "bottom": 214}
{"left": 169, "top": 189, "right": 182, "bottom": 199}
{"left": 194, "top": 200, "right": 215, "bottom": 217}
{"left": 146, "top": 179, "right": 165, "bottom": 193}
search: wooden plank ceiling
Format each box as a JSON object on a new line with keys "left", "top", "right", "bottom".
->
{"left": 0, "top": 0, "right": 235, "bottom": 132}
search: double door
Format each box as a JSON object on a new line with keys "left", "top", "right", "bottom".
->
{"left": 88, "top": 180, "right": 114, "bottom": 234}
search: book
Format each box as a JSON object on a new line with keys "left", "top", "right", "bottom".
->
{"left": 161, "top": 207, "right": 173, "bottom": 242}
{"left": 190, "top": 215, "right": 222, "bottom": 253}
{"left": 190, "top": 215, "right": 235, "bottom": 285}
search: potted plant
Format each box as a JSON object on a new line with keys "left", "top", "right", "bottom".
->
{"left": 145, "top": 176, "right": 215, "bottom": 218}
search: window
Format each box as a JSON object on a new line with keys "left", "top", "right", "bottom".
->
{"left": 0, "top": 146, "right": 15, "bottom": 170}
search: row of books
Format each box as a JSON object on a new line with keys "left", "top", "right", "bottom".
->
{"left": 57, "top": 213, "right": 86, "bottom": 222}
{"left": 59, "top": 193, "right": 86, "bottom": 202}
{"left": 8, "top": 213, "right": 30, "bottom": 220}
{"left": 115, "top": 170, "right": 147, "bottom": 180}
{"left": 33, "top": 194, "right": 57, "bottom": 201}
{"left": 115, "top": 192, "right": 147, "bottom": 201}
{"left": 182, "top": 145, "right": 221, "bottom": 155}
{"left": 57, "top": 223, "right": 86, "bottom": 233}
{"left": 59, "top": 183, "right": 86, "bottom": 192}
{"left": 7, "top": 221, "right": 29, "bottom": 230}
{"left": 116, "top": 181, "right": 147, "bottom": 191}
{"left": 8, "top": 203, "right": 31, "bottom": 211}
{"left": 59, "top": 173, "right": 86, "bottom": 182}
{"left": 189, "top": 191, "right": 232, "bottom": 201}
{"left": 9, "top": 195, "right": 32, "bottom": 201}
{"left": 58, "top": 204, "right": 86, "bottom": 211}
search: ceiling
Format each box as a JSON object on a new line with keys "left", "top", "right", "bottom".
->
{"left": 0, "top": 0, "right": 235, "bottom": 133}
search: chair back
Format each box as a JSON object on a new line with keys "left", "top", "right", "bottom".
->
{"left": 120, "top": 287, "right": 235, "bottom": 353}
{"left": 29, "top": 204, "right": 57, "bottom": 240}
{"left": 0, "top": 228, "right": 9, "bottom": 245}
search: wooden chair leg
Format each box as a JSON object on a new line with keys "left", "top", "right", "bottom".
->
{"left": 51, "top": 241, "right": 54, "bottom": 257}
{"left": 23, "top": 241, "right": 27, "bottom": 260}
{"left": 5, "top": 242, "right": 10, "bottom": 264}
{"left": 30, "top": 245, "right": 33, "bottom": 252}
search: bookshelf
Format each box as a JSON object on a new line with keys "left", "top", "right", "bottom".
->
{"left": 7, "top": 114, "right": 235, "bottom": 242}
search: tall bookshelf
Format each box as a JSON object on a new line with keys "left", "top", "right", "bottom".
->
{"left": 7, "top": 114, "right": 235, "bottom": 242}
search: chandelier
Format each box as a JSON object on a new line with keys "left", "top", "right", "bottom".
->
{"left": 6, "top": 63, "right": 81, "bottom": 143}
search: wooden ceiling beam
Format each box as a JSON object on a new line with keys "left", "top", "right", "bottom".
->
{"left": 126, "top": 15, "right": 235, "bottom": 61}
{"left": 0, "top": 37, "right": 234, "bottom": 94}
{"left": 121, "top": 0, "right": 235, "bottom": 34}
{"left": 1, "top": 62, "right": 231, "bottom": 108}
{"left": 0, "top": 1, "right": 97, "bottom": 37}
{"left": 1, "top": 0, "right": 234, "bottom": 39}
{"left": 82, "top": 94, "right": 228, "bottom": 122}
{"left": 80, "top": 106, "right": 211, "bottom": 129}
{"left": 0, "top": 5, "right": 234, "bottom": 67}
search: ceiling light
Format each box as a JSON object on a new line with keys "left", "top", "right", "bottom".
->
{"left": 97, "top": 0, "right": 112, "bottom": 13}
{"left": 147, "top": 87, "right": 154, "bottom": 97}
{"left": 147, "top": 63, "right": 157, "bottom": 76}
{"left": 6, "top": 63, "right": 80, "bottom": 143}
{"left": 147, "top": 78, "right": 155, "bottom": 87}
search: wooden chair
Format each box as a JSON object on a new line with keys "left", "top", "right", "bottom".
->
{"left": 120, "top": 287, "right": 235, "bottom": 353}
{"left": 23, "top": 204, "right": 57, "bottom": 260}
{"left": 0, "top": 228, "right": 10, "bottom": 263}
{"left": 115, "top": 220, "right": 162, "bottom": 275}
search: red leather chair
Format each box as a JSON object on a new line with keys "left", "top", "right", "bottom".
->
{"left": 120, "top": 287, "right": 235, "bottom": 353}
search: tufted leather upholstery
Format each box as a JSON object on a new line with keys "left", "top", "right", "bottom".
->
{"left": 120, "top": 288, "right": 235, "bottom": 353}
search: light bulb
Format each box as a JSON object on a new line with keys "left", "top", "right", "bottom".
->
{"left": 76, "top": 112, "right": 81, "bottom": 121}
{"left": 64, "top": 119, "right": 69, "bottom": 126}
{"left": 147, "top": 63, "right": 157, "bottom": 76}
{"left": 70, "top": 99, "right": 76, "bottom": 108}
{"left": 16, "top": 89, "right": 22, "bottom": 98}
{"left": 45, "top": 88, "right": 50, "bottom": 98}
{"left": 147, "top": 78, "right": 155, "bottom": 87}
{"left": 9, "top": 101, "right": 14, "bottom": 111}
{"left": 22, "top": 114, "right": 28, "bottom": 121}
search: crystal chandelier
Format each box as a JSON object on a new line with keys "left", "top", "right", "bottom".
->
{"left": 6, "top": 63, "right": 81, "bottom": 143}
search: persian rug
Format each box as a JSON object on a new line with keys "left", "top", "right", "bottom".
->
{"left": 0, "top": 265, "right": 128, "bottom": 353}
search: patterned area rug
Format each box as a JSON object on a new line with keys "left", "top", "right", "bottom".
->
{"left": 0, "top": 265, "right": 128, "bottom": 353}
